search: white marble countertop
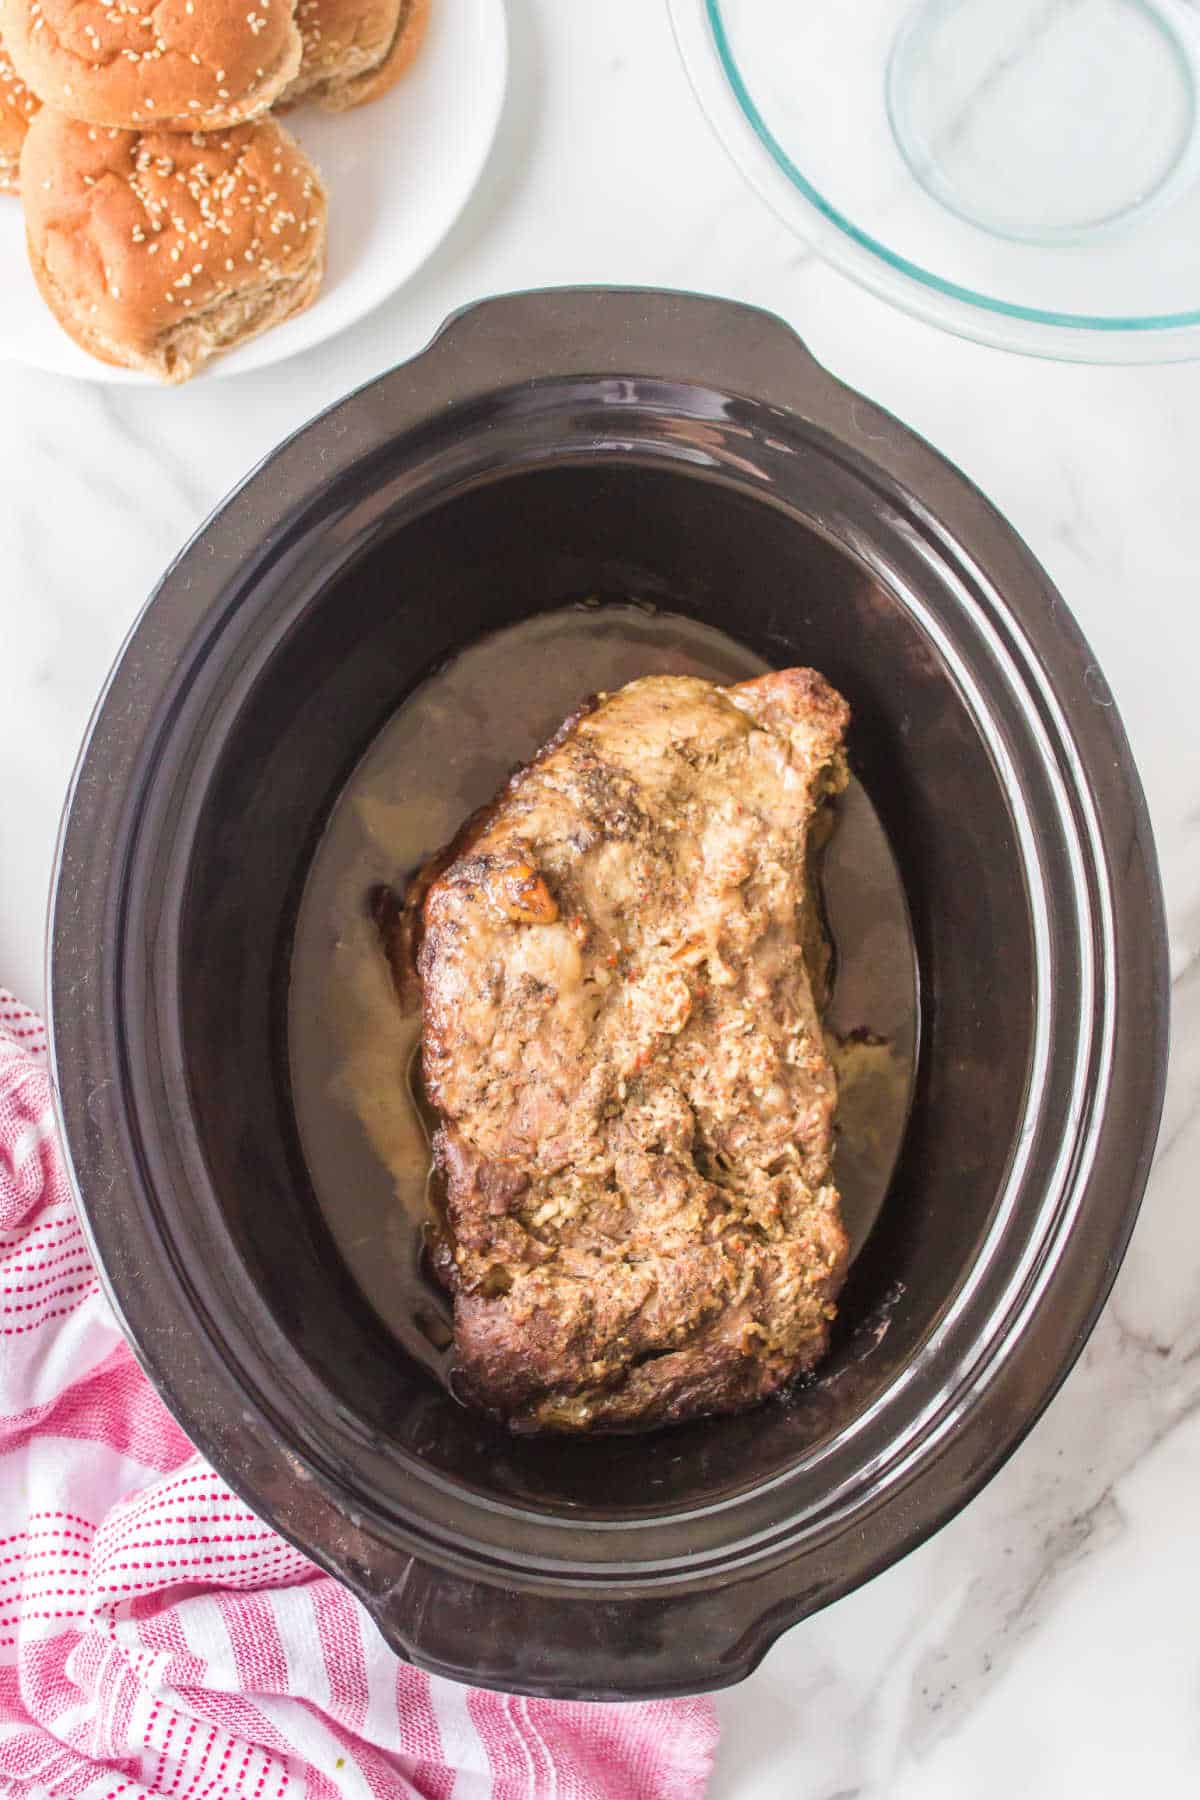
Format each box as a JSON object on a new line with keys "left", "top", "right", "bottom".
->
{"left": 2, "top": 3, "right": 1197, "bottom": 1794}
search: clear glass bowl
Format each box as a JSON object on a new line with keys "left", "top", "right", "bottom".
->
{"left": 668, "top": 0, "right": 1200, "bottom": 361}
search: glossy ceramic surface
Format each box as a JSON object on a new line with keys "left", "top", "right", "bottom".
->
{"left": 49, "top": 289, "right": 1168, "bottom": 1697}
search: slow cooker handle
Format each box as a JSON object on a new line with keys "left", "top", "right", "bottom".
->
{"left": 373, "top": 286, "right": 903, "bottom": 449}
{"left": 346, "top": 1549, "right": 790, "bottom": 1700}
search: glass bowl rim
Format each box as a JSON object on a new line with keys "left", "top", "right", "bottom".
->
{"left": 668, "top": 0, "right": 1200, "bottom": 363}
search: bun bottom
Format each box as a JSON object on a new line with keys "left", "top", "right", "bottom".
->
{"left": 26, "top": 233, "right": 327, "bottom": 384}
{"left": 284, "top": 0, "right": 430, "bottom": 113}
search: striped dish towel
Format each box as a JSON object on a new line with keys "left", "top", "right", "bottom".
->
{"left": 0, "top": 994, "right": 717, "bottom": 1799}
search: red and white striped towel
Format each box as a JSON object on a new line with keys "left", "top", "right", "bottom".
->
{"left": 0, "top": 993, "right": 717, "bottom": 1799}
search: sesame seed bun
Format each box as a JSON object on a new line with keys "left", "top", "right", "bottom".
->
{"left": 0, "top": 0, "right": 302, "bottom": 132}
{"left": 21, "top": 108, "right": 326, "bottom": 382}
{"left": 282, "top": 0, "right": 428, "bottom": 112}
{"left": 0, "top": 28, "right": 39, "bottom": 191}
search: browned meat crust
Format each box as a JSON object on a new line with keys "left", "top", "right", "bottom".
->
{"left": 408, "top": 669, "right": 851, "bottom": 1432}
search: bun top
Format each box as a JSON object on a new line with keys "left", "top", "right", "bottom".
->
{"left": 0, "top": 28, "right": 39, "bottom": 176}
{"left": 22, "top": 108, "right": 325, "bottom": 373}
{"left": 0, "top": 0, "right": 302, "bottom": 130}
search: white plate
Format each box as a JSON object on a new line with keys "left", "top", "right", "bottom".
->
{"left": 0, "top": 0, "right": 507, "bottom": 382}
